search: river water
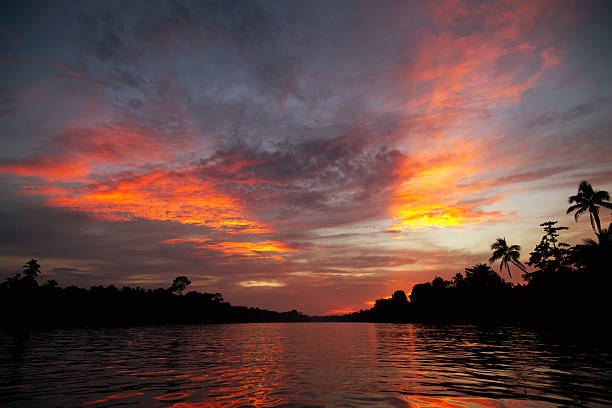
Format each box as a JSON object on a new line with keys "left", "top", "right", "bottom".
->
{"left": 0, "top": 323, "right": 610, "bottom": 407}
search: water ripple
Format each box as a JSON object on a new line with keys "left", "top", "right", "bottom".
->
{"left": 0, "top": 323, "right": 610, "bottom": 407}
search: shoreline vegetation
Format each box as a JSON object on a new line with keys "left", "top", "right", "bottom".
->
{"left": 2, "top": 181, "right": 610, "bottom": 329}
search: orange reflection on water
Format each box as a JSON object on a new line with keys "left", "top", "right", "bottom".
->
{"left": 164, "top": 395, "right": 523, "bottom": 408}
{"left": 169, "top": 402, "right": 226, "bottom": 408}
{"left": 83, "top": 398, "right": 108, "bottom": 405}
{"left": 84, "top": 392, "right": 144, "bottom": 406}
{"left": 130, "top": 369, "right": 176, "bottom": 376}
{"left": 5, "top": 322, "right": 599, "bottom": 408}
{"left": 107, "top": 392, "right": 144, "bottom": 399}
{"left": 405, "top": 396, "right": 528, "bottom": 408}
{"left": 155, "top": 392, "right": 190, "bottom": 401}
{"left": 167, "top": 393, "right": 283, "bottom": 408}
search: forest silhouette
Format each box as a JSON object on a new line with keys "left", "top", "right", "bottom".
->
{"left": 1, "top": 180, "right": 610, "bottom": 328}
{"left": 344, "top": 180, "right": 611, "bottom": 325}
{"left": 1, "top": 261, "right": 307, "bottom": 327}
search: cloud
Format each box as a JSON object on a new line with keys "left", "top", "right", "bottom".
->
{"left": 42, "top": 169, "right": 270, "bottom": 233}
{"left": 0, "top": 0, "right": 610, "bottom": 315}
{"left": 162, "top": 238, "right": 295, "bottom": 260}
{"left": 391, "top": 142, "right": 509, "bottom": 230}
{"left": 1, "top": 129, "right": 402, "bottom": 236}
{"left": 382, "top": 0, "right": 576, "bottom": 231}
{"left": 239, "top": 280, "right": 286, "bottom": 288}
{"left": 541, "top": 46, "right": 560, "bottom": 70}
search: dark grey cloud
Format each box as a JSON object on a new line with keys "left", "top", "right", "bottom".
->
{"left": 524, "top": 99, "right": 610, "bottom": 129}
{"left": 192, "top": 131, "right": 403, "bottom": 228}
{"left": 40, "top": 0, "right": 423, "bottom": 153}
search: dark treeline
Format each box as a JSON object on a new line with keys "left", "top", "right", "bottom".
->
{"left": 343, "top": 181, "right": 612, "bottom": 325}
{"left": 1, "top": 180, "right": 610, "bottom": 328}
{"left": 0, "top": 271, "right": 308, "bottom": 328}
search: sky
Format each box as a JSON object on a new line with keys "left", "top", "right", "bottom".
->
{"left": 1, "top": 0, "right": 611, "bottom": 315}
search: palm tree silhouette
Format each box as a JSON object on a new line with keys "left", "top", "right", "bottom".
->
{"left": 583, "top": 222, "right": 611, "bottom": 250}
{"left": 579, "top": 222, "right": 611, "bottom": 275}
{"left": 22, "top": 259, "right": 41, "bottom": 279}
{"left": 567, "top": 181, "right": 612, "bottom": 235}
{"left": 489, "top": 238, "right": 526, "bottom": 278}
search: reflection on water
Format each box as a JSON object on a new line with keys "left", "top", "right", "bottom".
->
{"left": 0, "top": 323, "right": 610, "bottom": 407}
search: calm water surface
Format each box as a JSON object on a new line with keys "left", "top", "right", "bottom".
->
{"left": 0, "top": 323, "right": 610, "bottom": 407}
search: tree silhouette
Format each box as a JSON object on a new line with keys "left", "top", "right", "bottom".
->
{"left": 489, "top": 238, "right": 526, "bottom": 278}
{"left": 170, "top": 276, "right": 191, "bottom": 295}
{"left": 391, "top": 290, "right": 408, "bottom": 304}
{"left": 431, "top": 276, "right": 450, "bottom": 288}
{"left": 23, "top": 259, "right": 41, "bottom": 279}
{"left": 567, "top": 180, "right": 612, "bottom": 235}
{"left": 20, "top": 259, "right": 41, "bottom": 288}
{"left": 583, "top": 222, "right": 611, "bottom": 249}
{"left": 43, "top": 279, "right": 59, "bottom": 288}
{"left": 463, "top": 263, "right": 509, "bottom": 288}
{"left": 574, "top": 222, "right": 611, "bottom": 276}
{"left": 526, "top": 221, "right": 572, "bottom": 281}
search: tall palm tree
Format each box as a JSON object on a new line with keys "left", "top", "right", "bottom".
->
{"left": 22, "top": 259, "right": 41, "bottom": 280}
{"left": 489, "top": 238, "right": 526, "bottom": 278}
{"left": 567, "top": 181, "right": 612, "bottom": 235}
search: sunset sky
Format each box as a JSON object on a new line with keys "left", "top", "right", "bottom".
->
{"left": 1, "top": 0, "right": 611, "bottom": 315}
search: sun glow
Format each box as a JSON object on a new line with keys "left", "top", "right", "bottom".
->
{"left": 390, "top": 142, "right": 505, "bottom": 231}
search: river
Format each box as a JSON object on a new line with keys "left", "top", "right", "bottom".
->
{"left": 1, "top": 323, "right": 610, "bottom": 407}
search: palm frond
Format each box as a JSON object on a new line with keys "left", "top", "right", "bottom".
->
{"left": 508, "top": 251, "right": 520, "bottom": 260}
{"left": 578, "top": 180, "right": 594, "bottom": 194}
{"left": 595, "top": 190, "right": 610, "bottom": 201}
{"left": 491, "top": 238, "right": 508, "bottom": 251}
{"left": 599, "top": 201, "right": 612, "bottom": 210}
{"left": 574, "top": 207, "right": 587, "bottom": 222}
{"left": 510, "top": 259, "right": 527, "bottom": 272}
{"left": 566, "top": 203, "right": 584, "bottom": 214}
{"left": 489, "top": 251, "right": 502, "bottom": 263}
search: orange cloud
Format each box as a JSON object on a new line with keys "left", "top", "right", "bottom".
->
{"left": 0, "top": 124, "right": 177, "bottom": 183}
{"left": 162, "top": 238, "right": 295, "bottom": 259}
{"left": 391, "top": 141, "right": 507, "bottom": 230}
{"left": 390, "top": 0, "right": 564, "bottom": 230}
{"left": 0, "top": 124, "right": 271, "bottom": 234}
{"left": 39, "top": 169, "right": 270, "bottom": 233}
{"left": 409, "top": 1, "right": 560, "bottom": 120}
{"left": 0, "top": 156, "right": 90, "bottom": 181}
{"left": 211, "top": 241, "right": 295, "bottom": 258}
